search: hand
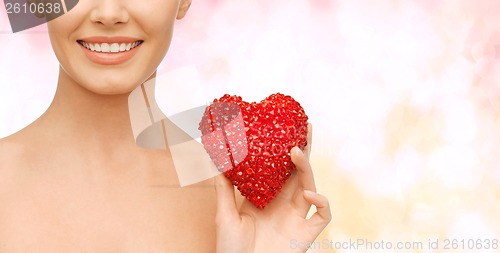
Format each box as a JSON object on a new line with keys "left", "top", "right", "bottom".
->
{"left": 214, "top": 124, "right": 331, "bottom": 253}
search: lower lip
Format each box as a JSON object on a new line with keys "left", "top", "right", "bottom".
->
{"left": 78, "top": 42, "right": 142, "bottom": 65}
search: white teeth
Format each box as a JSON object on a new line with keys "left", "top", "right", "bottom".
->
{"left": 110, "top": 43, "right": 119, "bottom": 53}
{"left": 80, "top": 41, "right": 142, "bottom": 53}
{"left": 100, "top": 43, "right": 110, "bottom": 52}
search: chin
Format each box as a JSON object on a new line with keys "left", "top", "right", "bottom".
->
{"left": 82, "top": 78, "right": 142, "bottom": 96}
{"left": 92, "top": 85, "right": 140, "bottom": 96}
{"left": 64, "top": 62, "right": 153, "bottom": 96}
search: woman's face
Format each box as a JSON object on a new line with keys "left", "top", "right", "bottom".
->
{"left": 47, "top": 0, "right": 191, "bottom": 95}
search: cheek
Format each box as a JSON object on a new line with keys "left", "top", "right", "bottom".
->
{"left": 47, "top": 29, "right": 72, "bottom": 70}
{"left": 134, "top": 0, "right": 179, "bottom": 36}
{"left": 46, "top": 10, "right": 83, "bottom": 56}
{"left": 141, "top": 17, "right": 177, "bottom": 65}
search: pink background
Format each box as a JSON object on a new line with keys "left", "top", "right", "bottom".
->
{"left": 1, "top": 0, "right": 500, "bottom": 252}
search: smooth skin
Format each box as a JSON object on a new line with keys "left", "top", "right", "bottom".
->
{"left": 0, "top": 0, "right": 331, "bottom": 252}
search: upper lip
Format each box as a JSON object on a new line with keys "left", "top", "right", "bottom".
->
{"left": 77, "top": 36, "right": 143, "bottom": 44}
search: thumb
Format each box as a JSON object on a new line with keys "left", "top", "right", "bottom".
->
{"left": 214, "top": 174, "right": 240, "bottom": 224}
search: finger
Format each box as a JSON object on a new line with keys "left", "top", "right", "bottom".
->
{"left": 291, "top": 146, "right": 316, "bottom": 193}
{"left": 304, "top": 123, "right": 313, "bottom": 158}
{"left": 303, "top": 190, "right": 332, "bottom": 228}
{"left": 214, "top": 174, "right": 240, "bottom": 224}
{"left": 274, "top": 168, "right": 298, "bottom": 201}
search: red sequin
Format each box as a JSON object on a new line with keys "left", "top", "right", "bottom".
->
{"left": 199, "top": 93, "right": 309, "bottom": 208}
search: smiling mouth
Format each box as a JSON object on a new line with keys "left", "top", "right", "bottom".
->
{"left": 77, "top": 40, "right": 144, "bottom": 53}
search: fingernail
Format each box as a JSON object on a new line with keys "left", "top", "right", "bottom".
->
{"left": 304, "top": 190, "right": 316, "bottom": 196}
{"left": 292, "top": 146, "right": 303, "bottom": 156}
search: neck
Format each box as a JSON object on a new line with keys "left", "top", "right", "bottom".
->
{"left": 37, "top": 67, "right": 138, "bottom": 151}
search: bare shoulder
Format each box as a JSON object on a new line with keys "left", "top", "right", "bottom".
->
{"left": 0, "top": 135, "right": 26, "bottom": 183}
{"left": 0, "top": 134, "right": 24, "bottom": 167}
{"left": 0, "top": 135, "right": 28, "bottom": 218}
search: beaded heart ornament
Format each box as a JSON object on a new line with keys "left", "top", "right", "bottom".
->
{"left": 199, "top": 93, "right": 309, "bottom": 208}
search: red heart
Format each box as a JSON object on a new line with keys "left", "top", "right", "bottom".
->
{"left": 199, "top": 93, "right": 308, "bottom": 208}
